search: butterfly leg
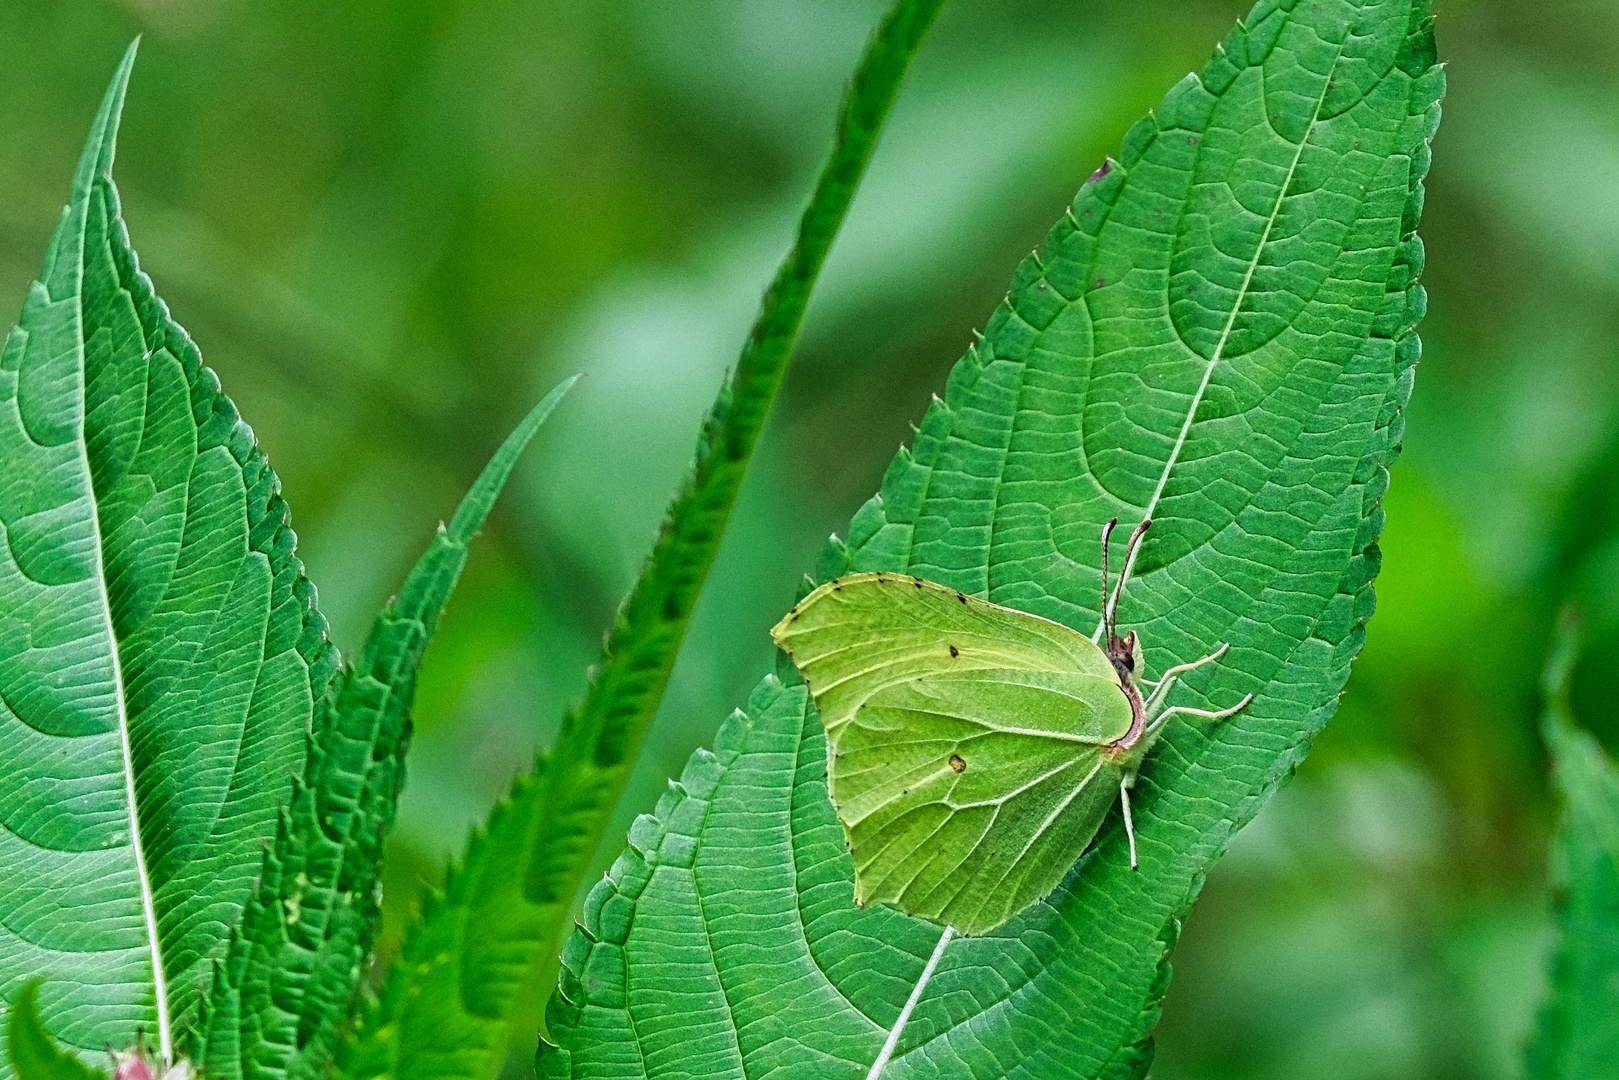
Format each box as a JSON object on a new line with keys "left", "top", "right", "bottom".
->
{"left": 1142, "top": 642, "right": 1232, "bottom": 715}
{"left": 1147, "top": 693, "right": 1254, "bottom": 736}
{"left": 1120, "top": 776, "right": 1138, "bottom": 869}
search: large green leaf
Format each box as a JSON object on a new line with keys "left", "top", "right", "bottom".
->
{"left": 336, "top": 4, "right": 943, "bottom": 1080}
{"left": 1527, "top": 614, "right": 1619, "bottom": 1078}
{"left": 541, "top": 0, "right": 1442, "bottom": 1076}
{"left": 0, "top": 44, "right": 339, "bottom": 1072}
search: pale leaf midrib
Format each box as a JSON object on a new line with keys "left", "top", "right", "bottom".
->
{"left": 1102, "top": 32, "right": 1353, "bottom": 624}
{"left": 74, "top": 179, "right": 171, "bottom": 1060}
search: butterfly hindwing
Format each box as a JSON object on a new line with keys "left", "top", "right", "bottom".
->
{"left": 839, "top": 670, "right": 1132, "bottom": 933}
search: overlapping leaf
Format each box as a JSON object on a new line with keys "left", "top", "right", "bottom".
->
{"left": 8, "top": 984, "right": 109, "bottom": 1080}
{"left": 541, "top": 0, "right": 1443, "bottom": 1076}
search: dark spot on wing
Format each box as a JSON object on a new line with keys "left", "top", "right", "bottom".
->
{"left": 949, "top": 754, "right": 966, "bottom": 773}
{"left": 948, "top": 645, "right": 959, "bottom": 658}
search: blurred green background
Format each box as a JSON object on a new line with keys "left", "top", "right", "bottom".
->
{"left": 1, "top": 1, "right": 1614, "bottom": 1076}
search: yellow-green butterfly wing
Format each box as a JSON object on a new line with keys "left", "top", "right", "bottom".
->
{"left": 772, "top": 573, "right": 1136, "bottom": 935}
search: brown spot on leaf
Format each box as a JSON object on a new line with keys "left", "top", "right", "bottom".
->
{"left": 949, "top": 645, "right": 959, "bottom": 658}
{"left": 957, "top": 593, "right": 968, "bottom": 604}
{"left": 949, "top": 754, "right": 967, "bottom": 773}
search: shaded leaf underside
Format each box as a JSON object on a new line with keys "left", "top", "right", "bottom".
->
{"left": 542, "top": 0, "right": 1442, "bottom": 1077}
{"left": 0, "top": 45, "right": 337, "bottom": 1074}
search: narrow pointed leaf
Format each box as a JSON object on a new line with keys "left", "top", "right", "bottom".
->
{"left": 542, "top": 1, "right": 1442, "bottom": 1076}
{"left": 0, "top": 44, "right": 339, "bottom": 1073}
{"left": 337, "top": 4, "right": 943, "bottom": 1080}
{"left": 8, "top": 986, "right": 108, "bottom": 1080}
{"left": 191, "top": 377, "right": 578, "bottom": 1080}
{"left": 1527, "top": 614, "right": 1619, "bottom": 1078}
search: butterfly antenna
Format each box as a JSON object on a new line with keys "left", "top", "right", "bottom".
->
{"left": 1099, "top": 517, "right": 1119, "bottom": 638}
{"left": 1104, "top": 518, "right": 1151, "bottom": 635}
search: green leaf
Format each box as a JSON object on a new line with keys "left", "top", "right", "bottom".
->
{"left": 541, "top": 0, "right": 1442, "bottom": 1076}
{"left": 1527, "top": 612, "right": 1619, "bottom": 1079}
{"left": 189, "top": 376, "right": 577, "bottom": 1080}
{"left": 337, "top": 4, "right": 943, "bottom": 1080}
{"left": 0, "top": 42, "right": 339, "bottom": 1073}
{"left": 7, "top": 985, "right": 108, "bottom": 1080}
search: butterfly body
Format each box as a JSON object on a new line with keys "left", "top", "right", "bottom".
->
{"left": 772, "top": 542, "right": 1248, "bottom": 936}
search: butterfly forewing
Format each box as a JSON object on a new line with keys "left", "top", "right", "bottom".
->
{"left": 773, "top": 574, "right": 1118, "bottom": 739}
